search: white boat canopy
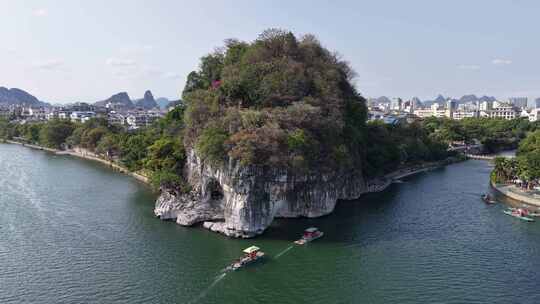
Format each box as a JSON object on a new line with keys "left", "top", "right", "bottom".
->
{"left": 243, "top": 246, "right": 260, "bottom": 254}
{"left": 305, "top": 227, "right": 319, "bottom": 233}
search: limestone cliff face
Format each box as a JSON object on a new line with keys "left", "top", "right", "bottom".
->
{"left": 154, "top": 150, "right": 367, "bottom": 238}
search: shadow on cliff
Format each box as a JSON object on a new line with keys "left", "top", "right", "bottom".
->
{"left": 259, "top": 185, "right": 402, "bottom": 243}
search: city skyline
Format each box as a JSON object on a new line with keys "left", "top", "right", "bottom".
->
{"left": 1, "top": 1, "right": 540, "bottom": 103}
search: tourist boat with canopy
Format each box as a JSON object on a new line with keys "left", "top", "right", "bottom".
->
{"left": 503, "top": 208, "right": 535, "bottom": 222}
{"left": 226, "top": 246, "right": 265, "bottom": 271}
{"left": 294, "top": 227, "right": 324, "bottom": 245}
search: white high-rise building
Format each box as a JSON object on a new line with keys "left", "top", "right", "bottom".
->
{"left": 479, "top": 101, "right": 492, "bottom": 111}
{"left": 508, "top": 97, "right": 528, "bottom": 109}
{"left": 532, "top": 98, "right": 540, "bottom": 109}
{"left": 391, "top": 98, "right": 403, "bottom": 111}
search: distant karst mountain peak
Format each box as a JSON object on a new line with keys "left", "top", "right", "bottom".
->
{"left": 134, "top": 90, "right": 158, "bottom": 109}
{"left": 95, "top": 90, "right": 161, "bottom": 110}
{"left": 0, "top": 87, "right": 44, "bottom": 106}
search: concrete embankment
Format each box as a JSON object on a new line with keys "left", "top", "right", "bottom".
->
{"left": 365, "top": 161, "right": 453, "bottom": 194}
{"left": 6, "top": 140, "right": 58, "bottom": 153}
{"left": 491, "top": 181, "right": 540, "bottom": 208}
{"left": 4, "top": 140, "right": 149, "bottom": 184}
{"left": 57, "top": 149, "right": 149, "bottom": 184}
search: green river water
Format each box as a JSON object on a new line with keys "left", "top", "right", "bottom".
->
{"left": 1, "top": 143, "right": 539, "bottom": 304}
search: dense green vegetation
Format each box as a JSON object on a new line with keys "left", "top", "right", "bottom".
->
{"left": 492, "top": 130, "right": 540, "bottom": 186}
{"left": 364, "top": 121, "right": 448, "bottom": 177}
{"left": 6, "top": 111, "right": 531, "bottom": 189}
{"left": 423, "top": 117, "right": 536, "bottom": 153}
{"left": 182, "top": 29, "right": 367, "bottom": 172}
{"left": 0, "top": 108, "right": 187, "bottom": 191}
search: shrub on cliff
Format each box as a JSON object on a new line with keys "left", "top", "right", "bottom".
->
{"left": 196, "top": 124, "right": 229, "bottom": 165}
{"left": 183, "top": 29, "right": 367, "bottom": 171}
{"left": 150, "top": 169, "right": 186, "bottom": 191}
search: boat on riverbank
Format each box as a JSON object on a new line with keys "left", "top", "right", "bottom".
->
{"left": 226, "top": 246, "right": 265, "bottom": 271}
{"left": 503, "top": 209, "right": 535, "bottom": 222}
{"left": 294, "top": 227, "right": 324, "bottom": 245}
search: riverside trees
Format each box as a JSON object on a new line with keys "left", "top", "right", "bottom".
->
{"left": 492, "top": 130, "right": 540, "bottom": 185}
{"left": 0, "top": 108, "right": 187, "bottom": 191}
{"left": 424, "top": 117, "right": 535, "bottom": 152}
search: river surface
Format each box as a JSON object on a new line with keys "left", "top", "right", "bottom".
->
{"left": 1, "top": 143, "right": 540, "bottom": 304}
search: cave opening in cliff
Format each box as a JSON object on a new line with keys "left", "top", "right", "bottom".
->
{"left": 207, "top": 179, "right": 224, "bottom": 202}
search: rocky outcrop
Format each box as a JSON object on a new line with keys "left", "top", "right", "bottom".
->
{"left": 155, "top": 188, "right": 224, "bottom": 225}
{"left": 134, "top": 90, "right": 158, "bottom": 109}
{"left": 154, "top": 150, "right": 367, "bottom": 238}
{"left": 95, "top": 92, "right": 134, "bottom": 109}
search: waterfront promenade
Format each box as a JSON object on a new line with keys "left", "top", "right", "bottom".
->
{"left": 491, "top": 181, "right": 540, "bottom": 208}
{"left": 465, "top": 154, "right": 496, "bottom": 160}
{"left": 4, "top": 140, "right": 149, "bottom": 184}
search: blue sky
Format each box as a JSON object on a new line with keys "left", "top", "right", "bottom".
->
{"left": 1, "top": 0, "right": 538, "bottom": 103}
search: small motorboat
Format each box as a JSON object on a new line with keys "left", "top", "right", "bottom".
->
{"left": 226, "top": 246, "right": 265, "bottom": 271}
{"left": 503, "top": 209, "right": 535, "bottom": 222}
{"left": 294, "top": 227, "right": 324, "bottom": 245}
{"left": 481, "top": 194, "right": 496, "bottom": 204}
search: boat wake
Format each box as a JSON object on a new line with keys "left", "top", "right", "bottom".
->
{"left": 188, "top": 273, "right": 227, "bottom": 304}
{"left": 275, "top": 245, "right": 294, "bottom": 259}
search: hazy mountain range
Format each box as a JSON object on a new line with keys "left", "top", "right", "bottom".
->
{"left": 95, "top": 90, "right": 162, "bottom": 110}
{"left": 371, "top": 94, "right": 497, "bottom": 107}
{"left": 0, "top": 87, "right": 174, "bottom": 109}
{"left": 2, "top": 87, "right": 499, "bottom": 110}
{"left": 89, "top": 92, "right": 179, "bottom": 110}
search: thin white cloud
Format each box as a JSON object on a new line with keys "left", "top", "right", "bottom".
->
{"left": 106, "top": 58, "right": 136, "bottom": 67}
{"left": 162, "top": 72, "right": 182, "bottom": 79}
{"left": 32, "top": 59, "right": 64, "bottom": 70}
{"left": 492, "top": 58, "right": 512, "bottom": 65}
{"left": 112, "top": 70, "right": 134, "bottom": 80}
{"left": 140, "top": 66, "right": 161, "bottom": 77}
{"left": 457, "top": 64, "right": 480, "bottom": 70}
{"left": 111, "top": 65, "right": 161, "bottom": 80}
{"left": 121, "top": 45, "right": 154, "bottom": 54}
{"left": 32, "top": 9, "right": 48, "bottom": 17}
